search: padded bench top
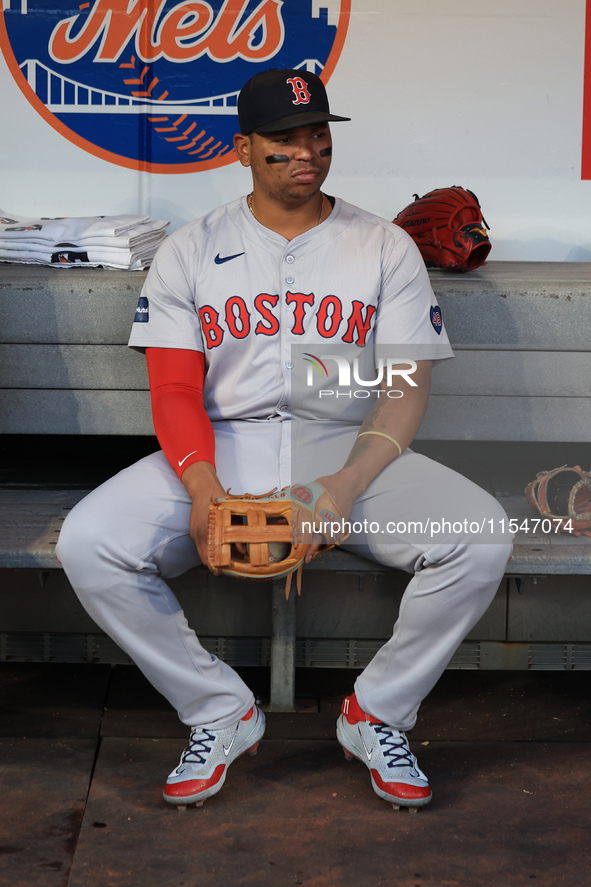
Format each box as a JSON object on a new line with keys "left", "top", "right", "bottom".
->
{"left": 0, "top": 489, "right": 589, "bottom": 575}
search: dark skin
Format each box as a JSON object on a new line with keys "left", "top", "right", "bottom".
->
{"left": 182, "top": 122, "right": 432, "bottom": 567}
{"left": 233, "top": 123, "right": 332, "bottom": 240}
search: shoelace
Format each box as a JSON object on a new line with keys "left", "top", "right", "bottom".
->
{"left": 373, "top": 725, "right": 417, "bottom": 771}
{"left": 180, "top": 727, "right": 216, "bottom": 765}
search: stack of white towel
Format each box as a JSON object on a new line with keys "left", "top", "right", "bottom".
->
{"left": 0, "top": 210, "right": 169, "bottom": 270}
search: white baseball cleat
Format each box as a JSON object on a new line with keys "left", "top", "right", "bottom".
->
{"left": 336, "top": 693, "right": 432, "bottom": 810}
{"left": 163, "top": 704, "right": 266, "bottom": 808}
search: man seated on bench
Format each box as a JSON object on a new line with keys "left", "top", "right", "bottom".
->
{"left": 56, "top": 69, "right": 512, "bottom": 811}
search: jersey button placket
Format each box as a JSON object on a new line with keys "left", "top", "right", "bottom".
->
{"left": 278, "top": 252, "right": 294, "bottom": 485}
{"left": 279, "top": 251, "right": 295, "bottom": 422}
{"left": 285, "top": 253, "right": 295, "bottom": 287}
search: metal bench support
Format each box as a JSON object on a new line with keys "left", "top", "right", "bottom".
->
{"left": 268, "top": 578, "right": 296, "bottom": 711}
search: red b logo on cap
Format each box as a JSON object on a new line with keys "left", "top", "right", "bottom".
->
{"left": 286, "top": 76, "right": 311, "bottom": 105}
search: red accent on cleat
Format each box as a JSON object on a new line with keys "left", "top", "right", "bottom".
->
{"left": 242, "top": 706, "right": 255, "bottom": 721}
{"left": 341, "top": 693, "right": 381, "bottom": 725}
{"left": 371, "top": 770, "right": 432, "bottom": 803}
{"left": 163, "top": 763, "right": 225, "bottom": 799}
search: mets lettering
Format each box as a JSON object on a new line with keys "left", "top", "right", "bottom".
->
{"left": 49, "top": 0, "right": 285, "bottom": 64}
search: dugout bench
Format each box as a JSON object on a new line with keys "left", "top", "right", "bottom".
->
{"left": 1, "top": 262, "right": 590, "bottom": 710}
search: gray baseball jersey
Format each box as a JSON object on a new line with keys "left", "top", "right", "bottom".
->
{"left": 128, "top": 195, "right": 453, "bottom": 422}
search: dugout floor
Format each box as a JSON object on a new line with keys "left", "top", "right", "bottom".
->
{"left": 1, "top": 664, "right": 591, "bottom": 887}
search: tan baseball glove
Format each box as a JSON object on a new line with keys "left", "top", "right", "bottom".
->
{"left": 525, "top": 465, "right": 591, "bottom": 536}
{"left": 207, "top": 482, "right": 349, "bottom": 597}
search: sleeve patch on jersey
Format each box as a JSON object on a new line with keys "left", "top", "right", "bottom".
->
{"left": 430, "top": 305, "right": 442, "bottom": 335}
{"left": 134, "top": 296, "right": 150, "bottom": 323}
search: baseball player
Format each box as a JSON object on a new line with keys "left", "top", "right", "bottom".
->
{"left": 56, "top": 69, "right": 512, "bottom": 811}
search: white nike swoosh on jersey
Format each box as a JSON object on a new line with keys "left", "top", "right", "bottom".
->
{"left": 223, "top": 727, "right": 240, "bottom": 757}
{"left": 359, "top": 728, "right": 373, "bottom": 761}
{"left": 178, "top": 450, "right": 200, "bottom": 468}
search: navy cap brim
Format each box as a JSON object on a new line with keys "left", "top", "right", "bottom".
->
{"left": 246, "top": 110, "right": 351, "bottom": 135}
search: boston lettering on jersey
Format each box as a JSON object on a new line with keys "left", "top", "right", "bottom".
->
{"left": 0, "top": 1, "right": 350, "bottom": 174}
{"left": 198, "top": 292, "right": 376, "bottom": 348}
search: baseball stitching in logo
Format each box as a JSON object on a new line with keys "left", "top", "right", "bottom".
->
{"left": 0, "top": 1, "right": 350, "bottom": 174}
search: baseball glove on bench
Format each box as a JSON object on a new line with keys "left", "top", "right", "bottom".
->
{"left": 207, "top": 482, "right": 349, "bottom": 597}
{"left": 393, "top": 186, "right": 491, "bottom": 272}
{"left": 525, "top": 465, "right": 591, "bottom": 536}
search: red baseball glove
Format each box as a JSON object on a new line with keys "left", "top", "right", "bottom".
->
{"left": 393, "top": 186, "right": 491, "bottom": 272}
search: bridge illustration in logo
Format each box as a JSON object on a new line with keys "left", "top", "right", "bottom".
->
{"left": 18, "top": 57, "right": 325, "bottom": 116}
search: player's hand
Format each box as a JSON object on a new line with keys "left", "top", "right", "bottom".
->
{"left": 305, "top": 471, "right": 356, "bottom": 562}
{"left": 181, "top": 462, "right": 235, "bottom": 569}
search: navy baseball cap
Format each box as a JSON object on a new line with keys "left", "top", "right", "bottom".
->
{"left": 237, "top": 68, "right": 350, "bottom": 135}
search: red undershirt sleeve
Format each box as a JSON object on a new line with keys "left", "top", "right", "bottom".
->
{"left": 146, "top": 347, "right": 216, "bottom": 479}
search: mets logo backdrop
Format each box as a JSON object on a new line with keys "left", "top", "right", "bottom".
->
{"left": 0, "top": 1, "right": 350, "bottom": 174}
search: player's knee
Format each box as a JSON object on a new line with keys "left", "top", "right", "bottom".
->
{"left": 459, "top": 494, "right": 513, "bottom": 580}
{"left": 460, "top": 540, "right": 513, "bottom": 584}
{"left": 55, "top": 500, "right": 106, "bottom": 576}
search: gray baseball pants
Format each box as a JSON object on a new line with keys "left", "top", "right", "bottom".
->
{"left": 56, "top": 419, "right": 512, "bottom": 732}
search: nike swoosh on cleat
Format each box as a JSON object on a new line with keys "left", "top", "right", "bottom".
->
{"left": 223, "top": 728, "right": 239, "bottom": 757}
{"left": 215, "top": 252, "right": 245, "bottom": 264}
{"left": 359, "top": 728, "right": 373, "bottom": 761}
